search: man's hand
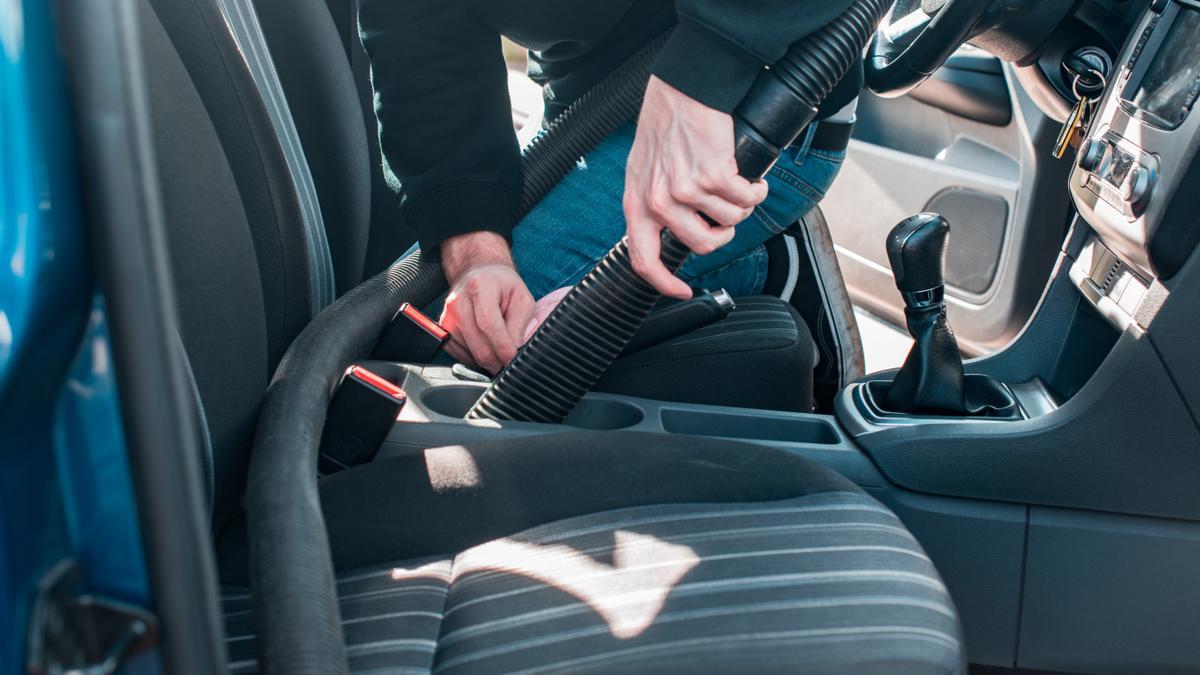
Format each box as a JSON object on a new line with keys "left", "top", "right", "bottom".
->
{"left": 624, "top": 76, "right": 769, "bottom": 298}
{"left": 439, "top": 231, "right": 535, "bottom": 374}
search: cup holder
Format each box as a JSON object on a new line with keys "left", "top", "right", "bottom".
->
{"left": 420, "top": 385, "right": 644, "bottom": 430}
{"left": 421, "top": 385, "right": 488, "bottom": 418}
{"left": 660, "top": 408, "right": 840, "bottom": 444}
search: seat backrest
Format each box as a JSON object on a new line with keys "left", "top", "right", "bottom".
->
{"left": 250, "top": 0, "right": 375, "bottom": 294}
{"left": 280, "top": 0, "right": 417, "bottom": 280}
{"left": 138, "top": 0, "right": 353, "bottom": 530}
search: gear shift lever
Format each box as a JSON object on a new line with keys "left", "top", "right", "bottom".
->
{"left": 884, "top": 214, "right": 968, "bottom": 414}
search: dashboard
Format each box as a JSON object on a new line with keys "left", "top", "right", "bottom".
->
{"left": 1070, "top": 0, "right": 1200, "bottom": 326}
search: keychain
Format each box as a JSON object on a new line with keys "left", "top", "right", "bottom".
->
{"left": 1053, "top": 69, "right": 1106, "bottom": 159}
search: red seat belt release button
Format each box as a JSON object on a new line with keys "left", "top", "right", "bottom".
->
{"left": 318, "top": 365, "right": 406, "bottom": 474}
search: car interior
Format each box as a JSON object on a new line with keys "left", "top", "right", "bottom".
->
{"left": 54, "top": 0, "right": 1200, "bottom": 671}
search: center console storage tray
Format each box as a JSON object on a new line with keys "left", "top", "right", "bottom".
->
{"left": 660, "top": 407, "right": 840, "bottom": 445}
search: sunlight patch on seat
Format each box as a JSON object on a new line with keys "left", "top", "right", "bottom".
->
{"left": 424, "top": 445, "right": 482, "bottom": 491}
{"left": 460, "top": 531, "right": 699, "bottom": 639}
{"left": 388, "top": 560, "right": 451, "bottom": 582}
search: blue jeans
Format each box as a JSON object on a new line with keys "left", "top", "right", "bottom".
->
{"left": 513, "top": 122, "right": 846, "bottom": 299}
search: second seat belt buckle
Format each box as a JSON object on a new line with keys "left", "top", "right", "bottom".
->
{"left": 372, "top": 303, "right": 451, "bottom": 363}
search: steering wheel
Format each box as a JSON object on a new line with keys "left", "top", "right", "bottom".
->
{"left": 865, "top": 0, "right": 996, "bottom": 98}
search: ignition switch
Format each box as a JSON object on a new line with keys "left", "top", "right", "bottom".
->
{"left": 1062, "top": 46, "right": 1112, "bottom": 97}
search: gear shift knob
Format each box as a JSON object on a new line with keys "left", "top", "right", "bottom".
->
{"left": 886, "top": 213, "right": 950, "bottom": 305}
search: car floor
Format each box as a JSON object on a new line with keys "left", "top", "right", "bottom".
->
{"left": 856, "top": 307, "right": 912, "bottom": 373}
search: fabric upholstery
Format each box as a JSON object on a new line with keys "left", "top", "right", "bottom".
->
{"left": 145, "top": 0, "right": 320, "bottom": 368}
{"left": 225, "top": 492, "right": 962, "bottom": 673}
{"left": 218, "top": 0, "right": 337, "bottom": 310}
{"left": 598, "top": 297, "right": 818, "bottom": 412}
{"left": 225, "top": 558, "right": 452, "bottom": 673}
{"left": 139, "top": 2, "right": 273, "bottom": 530}
{"left": 762, "top": 212, "right": 865, "bottom": 411}
{"left": 438, "top": 493, "right": 960, "bottom": 673}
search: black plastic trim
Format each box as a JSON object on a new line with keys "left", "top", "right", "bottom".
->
{"left": 909, "top": 59, "right": 1013, "bottom": 125}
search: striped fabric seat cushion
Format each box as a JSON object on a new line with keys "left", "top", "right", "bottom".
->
{"left": 597, "top": 296, "right": 820, "bottom": 412}
{"left": 225, "top": 558, "right": 453, "bottom": 674}
{"left": 224, "top": 491, "right": 963, "bottom": 673}
{"left": 609, "top": 296, "right": 811, "bottom": 365}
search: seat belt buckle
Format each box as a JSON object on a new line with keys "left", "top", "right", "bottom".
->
{"left": 318, "top": 365, "right": 407, "bottom": 474}
{"left": 371, "top": 303, "right": 451, "bottom": 363}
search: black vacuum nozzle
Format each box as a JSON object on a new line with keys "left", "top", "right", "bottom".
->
{"left": 886, "top": 213, "right": 950, "bottom": 303}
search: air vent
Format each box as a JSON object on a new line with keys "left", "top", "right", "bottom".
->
{"left": 1087, "top": 244, "right": 1123, "bottom": 292}
{"left": 1100, "top": 261, "right": 1123, "bottom": 293}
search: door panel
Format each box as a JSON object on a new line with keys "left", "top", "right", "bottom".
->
{"left": 909, "top": 51, "right": 1013, "bottom": 126}
{"left": 824, "top": 51, "right": 1074, "bottom": 357}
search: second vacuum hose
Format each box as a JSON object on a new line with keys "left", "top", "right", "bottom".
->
{"left": 470, "top": 0, "right": 892, "bottom": 423}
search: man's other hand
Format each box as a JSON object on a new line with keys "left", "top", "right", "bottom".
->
{"left": 624, "top": 76, "right": 769, "bottom": 298}
{"left": 439, "top": 231, "right": 535, "bottom": 374}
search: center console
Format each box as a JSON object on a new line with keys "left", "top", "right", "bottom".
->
{"left": 830, "top": 9, "right": 1200, "bottom": 660}
{"left": 363, "top": 361, "right": 888, "bottom": 488}
{"left": 831, "top": 0, "right": 1200, "bottom": 516}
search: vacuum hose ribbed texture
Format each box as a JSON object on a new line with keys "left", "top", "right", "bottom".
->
{"left": 470, "top": 0, "right": 892, "bottom": 423}
{"left": 471, "top": 233, "right": 692, "bottom": 421}
{"left": 519, "top": 33, "right": 670, "bottom": 217}
{"left": 247, "top": 252, "right": 444, "bottom": 674}
{"left": 777, "top": 2, "right": 889, "bottom": 112}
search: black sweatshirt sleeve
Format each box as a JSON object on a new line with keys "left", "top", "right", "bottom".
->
{"left": 652, "top": 0, "right": 859, "bottom": 113}
{"left": 357, "top": 0, "right": 522, "bottom": 257}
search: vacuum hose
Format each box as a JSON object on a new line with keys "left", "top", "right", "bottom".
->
{"left": 247, "top": 252, "right": 444, "bottom": 675}
{"left": 519, "top": 33, "right": 671, "bottom": 217}
{"left": 469, "top": 0, "right": 892, "bottom": 423}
